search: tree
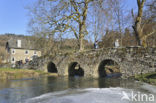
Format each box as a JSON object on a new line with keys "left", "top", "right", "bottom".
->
{"left": 92, "top": 0, "right": 128, "bottom": 47}
{"left": 28, "top": 0, "right": 103, "bottom": 51}
{"left": 132, "top": 0, "right": 156, "bottom": 47}
{"left": 89, "top": 0, "right": 104, "bottom": 44}
{"left": 0, "top": 47, "right": 8, "bottom": 64}
{"left": 110, "top": 0, "right": 126, "bottom": 47}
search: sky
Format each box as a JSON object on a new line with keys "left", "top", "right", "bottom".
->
{"left": 0, "top": 0, "right": 137, "bottom": 36}
{"left": 0, "top": 0, "right": 36, "bottom": 35}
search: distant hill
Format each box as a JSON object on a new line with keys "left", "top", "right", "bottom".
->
{"left": 0, "top": 33, "right": 36, "bottom": 47}
{"left": 0, "top": 34, "right": 13, "bottom": 47}
{"left": 0, "top": 34, "right": 20, "bottom": 46}
{"left": 0, "top": 33, "right": 93, "bottom": 53}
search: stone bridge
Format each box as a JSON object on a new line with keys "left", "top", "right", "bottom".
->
{"left": 27, "top": 47, "right": 156, "bottom": 78}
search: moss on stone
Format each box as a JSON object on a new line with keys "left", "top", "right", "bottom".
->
{"left": 135, "top": 72, "right": 156, "bottom": 85}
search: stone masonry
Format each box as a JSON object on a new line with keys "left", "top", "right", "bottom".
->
{"left": 24, "top": 47, "right": 156, "bottom": 78}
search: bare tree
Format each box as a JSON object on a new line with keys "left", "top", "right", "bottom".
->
{"left": 132, "top": 0, "right": 156, "bottom": 47}
{"left": 108, "top": 0, "right": 126, "bottom": 47}
{"left": 89, "top": 1, "right": 103, "bottom": 43}
{"left": 89, "top": 0, "right": 119, "bottom": 45}
{"left": 28, "top": 0, "right": 104, "bottom": 51}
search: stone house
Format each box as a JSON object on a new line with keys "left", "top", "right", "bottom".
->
{"left": 5, "top": 38, "right": 41, "bottom": 64}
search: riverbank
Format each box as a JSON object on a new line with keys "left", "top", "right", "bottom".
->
{"left": 0, "top": 68, "right": 57, "bottom": 80}
{"left": 135, "top": 72, "right": 156, "bottom": 85}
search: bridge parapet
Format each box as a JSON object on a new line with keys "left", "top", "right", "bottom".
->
{"left": 24, "top": 47, "right": 156, "bottom": 78}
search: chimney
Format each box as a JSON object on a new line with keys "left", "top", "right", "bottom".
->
{"left": 17, "top": 40, "right": 21, "bottom": 48}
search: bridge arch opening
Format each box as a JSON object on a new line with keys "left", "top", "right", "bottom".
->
{"left": 68, "top": 62, "right": 84, "bottom": 77}
{"left": 98, "top": 59, "right": 121, "bottom": 78}
{"left": 47, "top": 62, "right": 58, "bottom": 73}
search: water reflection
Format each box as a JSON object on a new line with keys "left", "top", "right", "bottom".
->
{"left": 0, "top": 76, "right": 150, "bottom": 103}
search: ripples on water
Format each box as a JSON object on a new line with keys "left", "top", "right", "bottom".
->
{"left": 0, "top": 77, "right": 156, "bottom": 103}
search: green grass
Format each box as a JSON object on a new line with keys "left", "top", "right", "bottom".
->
{"left": 0, "top": 68, "right": 57, "bottom": 80}
{"left": 135, "top": 72, "right": 156, "bottom": 85}
{"left": 0, "top": 68, "right": 30, "bottom": 71}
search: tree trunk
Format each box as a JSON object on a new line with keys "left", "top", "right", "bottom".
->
{"left": 142, "top": 36, "right": 147, "bottom": 47}
{"left": 79, "top": 0, "right": 89, "bottom": 51}
{"left": 79, "top": 34, "right": 84, "bottom": 51}
{"left": 79, "top": 24, "right": 85, "bottom": 51}
{"left": 132, "top": 25, "right": 142, "bottom": 46}
{"left": 133, "top": 0, "right": 146, "bottom": 46}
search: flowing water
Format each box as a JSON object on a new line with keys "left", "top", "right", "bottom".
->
{"left": 0, "top": 76, "right": 156, "bottom": 103}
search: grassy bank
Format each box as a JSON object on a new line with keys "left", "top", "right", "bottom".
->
{"left": 0, "top": 68, "right": 57, "bottom": 80}
{"left": 135, "top": 72, "right": 156, "bottom": 85}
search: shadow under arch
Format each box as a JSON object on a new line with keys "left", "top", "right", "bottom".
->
{"left": 47, "top": 62, "right": 58, "bottom": 73}
{"left": 68, "top": 62, "right": 84, "bottom": 77}
{"left": 98, "top": 59, "right": 121, "bottom": 78}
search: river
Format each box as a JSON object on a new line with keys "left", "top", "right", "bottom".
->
{"left": 0, "top": 76, "right": 156, "bottom": 103}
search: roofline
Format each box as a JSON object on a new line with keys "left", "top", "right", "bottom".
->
{"left": 9, "top": 47, "right": 40, "bottom": 51}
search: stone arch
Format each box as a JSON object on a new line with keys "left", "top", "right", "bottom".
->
{"left": 98, "top": 59, "right": 121, "bottom": 78}
{"left": 68, "top": 62, "right": 84, "bottom": 77}
{"left": 47, "top": 62, "right": 58, "bottom": 73}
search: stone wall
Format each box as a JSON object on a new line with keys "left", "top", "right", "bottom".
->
{"left": 10, "top": 48, "right": 41, "bottom": 64}
{"left": 24, "top": 47, "right": 156, "bottom": 78}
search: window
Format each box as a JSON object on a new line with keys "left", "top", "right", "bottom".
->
{"left": 25, "top": 50, "right": 29, "bottom": 54}
{"left": 34, "top": 51, "right": 37, "bottom": 55}
{"left": 12, "top": 57, "right": 15, "bottom": 62}
{"left": 12, "top": 49, "right": 15, "bottom": 54}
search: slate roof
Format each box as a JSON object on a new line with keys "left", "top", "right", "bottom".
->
{"left": 7, "top": 38, "right": 39, "bottom": 50}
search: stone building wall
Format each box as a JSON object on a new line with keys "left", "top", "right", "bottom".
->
{"left": 10, "top": 48, "right": 41, "bottom": 64}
